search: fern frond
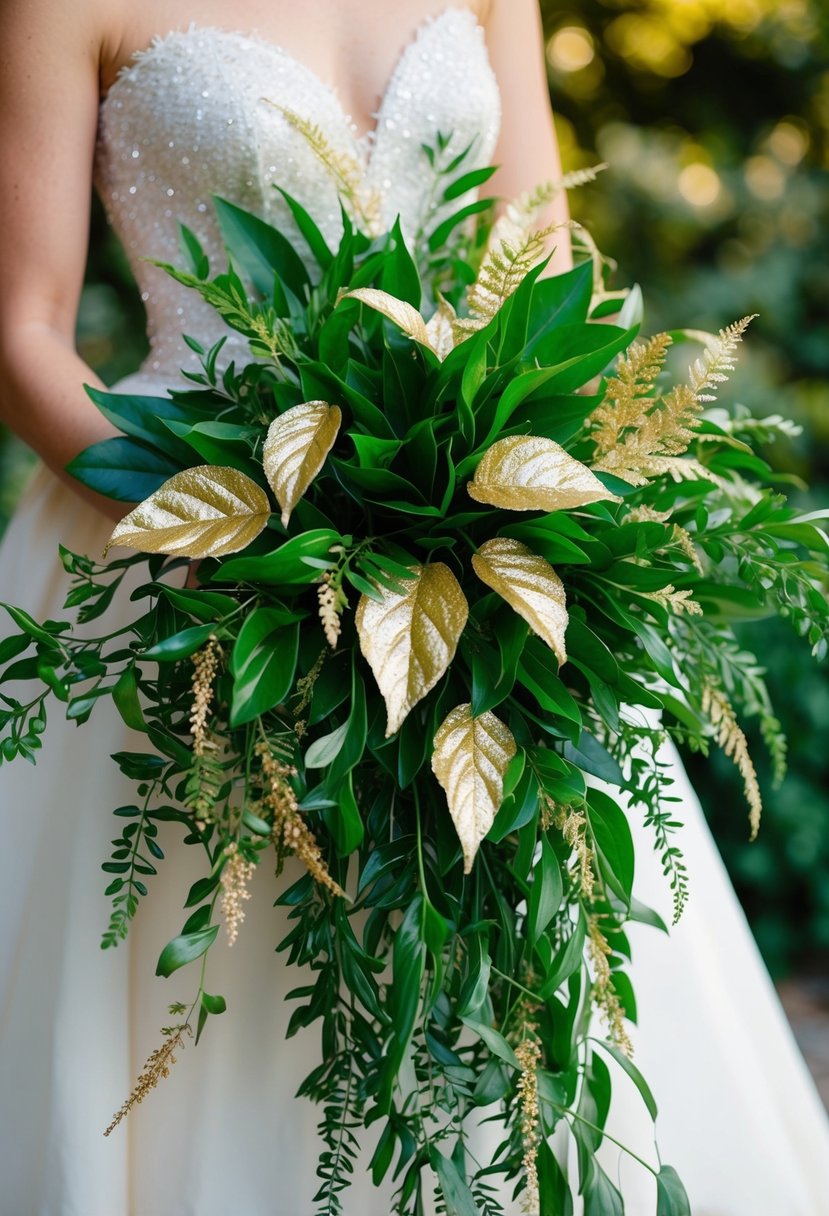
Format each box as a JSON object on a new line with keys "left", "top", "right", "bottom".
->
{"left": 701, "top": 679, "right": 763, "bottom": 840}
{"left": 688, "top": 315, "right": 756, "bottom": 403}
{"left": 591, "top": 319, "right": 753, "bottom": 485}
{"left": 466, "top": 224, "right": 557, "bottom": 324}
{"left": 268, "top": 103, "right": 382, "bottom": 234}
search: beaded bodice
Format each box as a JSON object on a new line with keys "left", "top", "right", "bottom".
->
{"left": 94, "top": 7, "right": 501, "bottom": 384}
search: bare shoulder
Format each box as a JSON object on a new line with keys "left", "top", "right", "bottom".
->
{"left": 0, "top": 0, "right": 119, "bottom": 88}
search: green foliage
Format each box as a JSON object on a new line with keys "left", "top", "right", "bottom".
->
{"left": 1, "top": 134, "right": 827, "bottom": 1214}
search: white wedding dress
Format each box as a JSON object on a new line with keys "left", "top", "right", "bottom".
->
{"left": 2, "top": 9, "right": 829, "bottom": 1215}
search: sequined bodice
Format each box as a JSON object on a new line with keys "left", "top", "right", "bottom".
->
{"left": 94, "top": 8, "right": 500, "bottom": 383}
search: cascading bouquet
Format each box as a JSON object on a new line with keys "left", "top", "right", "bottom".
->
{"left": 2, "top": 143, "right": 828, "bottom": 1215}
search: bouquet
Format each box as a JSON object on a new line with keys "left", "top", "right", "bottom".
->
{"left": 2, "top": 141, "right": 828, "bottom": 1215}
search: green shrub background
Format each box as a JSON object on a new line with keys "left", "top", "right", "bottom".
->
{"left": 1, "top": 0, "right": 826, "bottom": 976}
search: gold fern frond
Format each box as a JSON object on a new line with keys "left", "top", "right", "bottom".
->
{"left": 702, "top": 680, "right": 763, "bottom": 840}
{"left": 266, "top": 103, "right": 382, "bottom": 234}
{"left": 688, "top": 315, "right": 757, "bottom": 404}
{"left": 466, "top": 225, "right": 558, "bottom": 325}
{"left": 590, "top": 333, "right": 673, "bottom": 459}
{"left": 641, "top": 585, "right": 703, "bottom": 616}
{"left": 591, "top": 317, "right": 752, "bottom": 485}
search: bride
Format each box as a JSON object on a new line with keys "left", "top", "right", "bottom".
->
{"left": 1, "top": 1, "right": 828, "bottom": 1212}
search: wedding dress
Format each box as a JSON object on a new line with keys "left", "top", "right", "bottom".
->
{"left": 2, "top": 9, "right": 829, "bottom": 1215}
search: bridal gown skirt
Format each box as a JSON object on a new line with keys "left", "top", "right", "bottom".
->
{"left": 2, "top": 382, "right": 829, "bottom": 1216}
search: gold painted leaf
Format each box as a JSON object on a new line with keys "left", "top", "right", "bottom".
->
{"left": 355, "top": 563, "right": 469, "bottom": 737}
{"left": 424, "top": 295, "right": 459, "bottom": 361}
{"left": 340, "top": 287, "right": 433, "bottom": 350}
{"left": 431, "top": 703, "right": 517, "bottom": 874}
{"left": 472, "top": 537, "right": 568, "bottom": 666}
{"left": 104, "top": 466, "right": 271, "bottom": 559}
{"left": 467, "top": 435, "right": 620, "bottom": 512}
{"left": 263, "top": 400, "right": 342, "bottom": 527}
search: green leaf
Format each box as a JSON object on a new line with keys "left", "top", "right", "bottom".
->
{"left": 381, "top": 218, "right": 422, "bottom": 306}
{"left": 275, "top": 186, "right": 333, "bottom": 269}
{"left": 327, "top": 663, "right": 367, "bottom": 784}
{"left": 323, "top": 769, "right": 364, "bottom": 855}
{"left": 460, "top": 1018, "right": 519, "bottom": 1069}
{"left": 229, "top": 609, "right": 300, "bottom": 726}
{"left": 538, "top": 1140, "right": 574, "bottom": 1216}
{"left": 84, "top": 386, "right": 212, "bottom": 463}
{"left": 215, "top": 529, "right": 342, "bottom": 585}
{"left": 0, "top": 634, "right": 30, "bottom": 666}
{"left": 430, "top": 1148, "right": 481, "bottom": 1216}
{"left": 582, "top": 1158, "right": 624, "bottom": 1216}
{"left": 1, "top": 603, "right": 65, "bottom": 648}
{"left": 525, "top": 261, "right": 594, "bottom": 352}
{"left": 528, "top": 835, "right": 564, "bottom": 944}
{"left": 656, "top": 1165, "right": 692, "bottom": 1216}
{"left": 67, "top": 437, "right": 182, "bottom": 502}
{"left": 380, "top": 895, "right": 425, "bottom": 1111}
{"left": 142, "top": 623, "right": 216, "bottom": 662}
{"left": 304, "top": 718, "right": 350, "bottom": 768}
{"left": 201, "top": 991, "right": 228, "bottom": 1015}
{"left": 587, "top": 788, "right": 635, "bottom": 903}
{"left": 112, "top": 664, "right": 147, "bottom": 732}
{"left": 591, "top": 1038, "right": 658, "bottom": 1121}
{"left": 158, "top": 585, "right": 239, "bottom": 622}
{"left": 443, "top": 164, "right": 498, "bottom": 201}
{"left": 428, "top": 197, "right": 495, "bottom": 251}
{"left": 214, "top": 195, "right": 310, "bottom": 301}
{"left": 155, "top": 925, "right": 219, "bottom": 977}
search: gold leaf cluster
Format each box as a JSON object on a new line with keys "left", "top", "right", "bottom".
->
{"left": 590, "top": 317, "right": 754, "bottom": 486}
{"left": 701, "top": 680, "right": 763, "bottom": 840}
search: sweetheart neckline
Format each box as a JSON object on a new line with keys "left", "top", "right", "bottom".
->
{"left": 100, "top": 5, "right": 487, "bottom": 162}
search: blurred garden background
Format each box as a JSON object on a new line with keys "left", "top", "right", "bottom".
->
{"left": 0, "top": 0, "right": 827, "bottom": 1077}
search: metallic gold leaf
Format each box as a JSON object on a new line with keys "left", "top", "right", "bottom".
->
{"left": 340, "top": 287, "right": 433, "bottom": 350}
{"left": 467, "top": 435, "right": 620, "bottom": 512}
{"left": 424, "top": 295, "right": 459, "bottom": 361}
{"left": 104, "top": 466, "right": 271, "bottom": 559}
{"left": 472, "top": 537, "right": 568, "bottom": 666}
{"left": 431, "top": 703, "right": 517, "bottom": 874}
{"left": 263, "top": 400, "right": 342, "bottom": 527}
{"left": 355, "top": 563, "right": 469, "bottom": 737}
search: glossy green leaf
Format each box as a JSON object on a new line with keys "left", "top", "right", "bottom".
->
{"left": 67, "top": 436, "right": 182, "bottom": 502}
{"left": 656, "top": 1165, "right": 692, "bottom": 1216}
{"left": 156, "top": 925, "right": 219, "bottom": 977}
{"left": 528, "top": 835, "right": 564, "bottom": 945}
{"left": 112, "top": 664, "right": 147, "bottom": 732}
{"left": 430, "top": 1148, "right": 481, "bottom": 1216}
{"left": 142, "top": 623, "right": 216, "bottom": 662}
{"left": 229, "top": 608, "right": 301, "bottom": 726}
{"left": 215, "top": 529, "right": 342, "bottom": 585}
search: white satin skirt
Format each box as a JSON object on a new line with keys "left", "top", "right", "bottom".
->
{"left": 2, "top": 375, "right": 829, "bottom": 1215}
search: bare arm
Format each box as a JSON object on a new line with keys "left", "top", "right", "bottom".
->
{"left": 0, "top": 0, "right": 125, "bottom": 519}
{"left": 484, "top": 0, "right": 572, "bottom": 274}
